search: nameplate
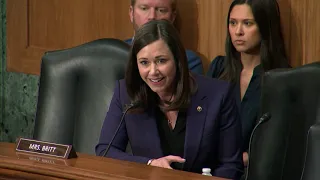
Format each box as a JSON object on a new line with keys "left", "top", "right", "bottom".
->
{"left": 15, "top": 138, "right": 77, "bottom": 159}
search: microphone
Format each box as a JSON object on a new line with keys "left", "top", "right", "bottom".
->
{"left": 257, "top": 112, "right": 271, "bottom": 124}
{"left": 102, "top": 101, "right": 141, "bottom": 157}
{"left": 245, "top": 112, "right": 272, "bottom": 179}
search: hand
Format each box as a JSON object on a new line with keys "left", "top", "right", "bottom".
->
{"left": 150, "top": 155, "right": 185, "bottom": 169}
{"left": 243, "top": 152, "right": 249, "bottom": 167}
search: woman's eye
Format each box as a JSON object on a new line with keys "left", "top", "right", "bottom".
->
{"left": 157, "top": 59, "right": 166, "bottom": 64}
{"left": 140, "top": 61, "right": 148, "bottom": 65}
{"left": 244, "top": 21, "right": 253, "bottom": 26}
{"left": 229, "top": 20, "right": 236, "bottom": 26}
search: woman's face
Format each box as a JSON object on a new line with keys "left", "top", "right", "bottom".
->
{"left": 137, "top": 39, "right": 176, "bottom": 98}
{"left": 228, "top": 4, "right": 261, "bottom": 53}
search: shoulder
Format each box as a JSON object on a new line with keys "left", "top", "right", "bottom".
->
{"left": 115, "top": 79, "right": 131, "bottom": 105}
{"left": 118, "top": 79, "right": 126, "bottom": 89}
{"left": 185, "top": 49, "right": 199, "bottom": 59}
{"left": 124, "top": 38, "right": 133, "bottom": 45}
{"left": 185, "top": 49, "right": 203, "bottom": 74}
{"left": 185, "top": 49, "right": 203, "bottom": 62}
{"left": 206, "top": 55, "right": 226, "bottom": 78}
{"left": 185, "top": 49, "right": 201, "bottom": 62}
{"left": 118, "top": 79, "right": 128, "bottom": 96}
{"left": 193, "top": 74, "right": 231, "bottom": 97}
{"left": 192, "top": 74, "right": 235, "bottom": 112}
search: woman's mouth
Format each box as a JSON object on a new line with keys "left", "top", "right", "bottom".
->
{"left": 149, "top": 78, "right": 165, "bottom": 85}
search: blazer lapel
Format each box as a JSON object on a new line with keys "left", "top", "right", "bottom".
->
{"left": 139, "top": 109, "right": 163, "bottom": 158}
{"left": 183, "top": 92, "right": 207, "bottom": 170}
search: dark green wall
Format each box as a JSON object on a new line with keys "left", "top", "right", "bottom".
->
{"left": 0, "top": 0, "right": 39, "bottom": 142}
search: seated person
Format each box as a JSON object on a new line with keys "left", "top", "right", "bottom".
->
{"left": 96, "top": 19, "right": 244, "bottom": 180}
{"left": 125, "top": 0, "right": 203, "bottom": 74}
{"left": 206, "top": 0, "right": 290, "bottom": 167}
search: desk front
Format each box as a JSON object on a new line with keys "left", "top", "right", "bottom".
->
{"left": 0, "top": 142, "right": 228, "bottom": 180}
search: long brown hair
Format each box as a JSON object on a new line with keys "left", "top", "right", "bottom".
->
{"left": 125, "top": 19, "right": 196, "bottom": 112}
{"left": 221, "top": 0, "right": 289, "bottom": 83}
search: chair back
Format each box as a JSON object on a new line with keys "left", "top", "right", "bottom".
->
{"left": 246, "top": 62, "right": 320, "bottom": 180}
{"left": 33, "top": 38, "right": 130, "bottom": 155}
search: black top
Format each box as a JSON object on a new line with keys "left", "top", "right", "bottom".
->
{"left": 155, "top": 107, "right": 186, "bottom": 170}
{"left": 206, "top": 56, "right": 263, "bottom": 152}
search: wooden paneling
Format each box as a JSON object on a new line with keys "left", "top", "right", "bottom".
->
{"left": 305, "top": 0, "right": 320, "bottom": 64}
{"left": 286, "top": 0, "right": 320, "bottom": 66}
{"left": 174, "top": 0, "right": 232, "bottom": 70}
{"left": 6, "top": 0, "right": 320, "bottom": 75}
{"left": 7, "top": 0, "right": 132, "bottom": 75}
{"left": 278, "top": 0, "right": 292, "bottom": 65}
{"left": 28, "top": 0, "right": 132, "bottom": 48}
{"left": 288, "top": 0, "right": 306, "bottom": 67}
{"left": 192, "top": 0, "right": 233, "bottom": 71}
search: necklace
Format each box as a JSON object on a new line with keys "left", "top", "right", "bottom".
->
{"left": 167, "top": 119, "right": 173, "bottom": 130}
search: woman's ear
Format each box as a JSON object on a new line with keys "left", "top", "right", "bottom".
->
{"left": 129, "top": 6, "right": 134, "bottom": 23}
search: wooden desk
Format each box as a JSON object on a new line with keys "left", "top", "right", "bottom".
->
{"left": 0, "top": 143, "right": 228, "bottom": 180}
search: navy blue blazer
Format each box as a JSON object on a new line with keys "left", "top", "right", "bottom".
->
{"left": 125, "top": 38, "right": 204, "bottom": 75}
{"left": 96, "top": 74, "right": 243, "bottom": 179}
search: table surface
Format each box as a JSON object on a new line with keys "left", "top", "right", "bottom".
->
{"left": 0, "top": 142, "right": 229, "bottom": 180}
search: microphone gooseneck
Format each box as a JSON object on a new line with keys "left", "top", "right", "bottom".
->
{"left": 245, "top": 112, "right": 272, "bottom": 180}
{"left": 102, "top": 102, "right": 141, "bottom": 157}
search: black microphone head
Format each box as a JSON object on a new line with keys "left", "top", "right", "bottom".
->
{"left": 259, "top": 112, "right": 272, "bottom": 123}
{"left": 130, "top": 101, "right": 142, "bottom": 108}
{"left": 123, "top": 101, "right": 142, "bottom": 113}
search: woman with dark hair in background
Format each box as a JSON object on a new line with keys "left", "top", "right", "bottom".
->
{"left": 96, "top": 19, "right": 243, "bottom": 179}
{"left": 207, "top": 0, "right": 290, "bottom": 167}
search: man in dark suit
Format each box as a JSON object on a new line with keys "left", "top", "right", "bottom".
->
{"left": 125, "top": 0, "right": 203, "bottom": 75}
{"left": 96, "top": 20, "right": 243, "bottom": 180}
